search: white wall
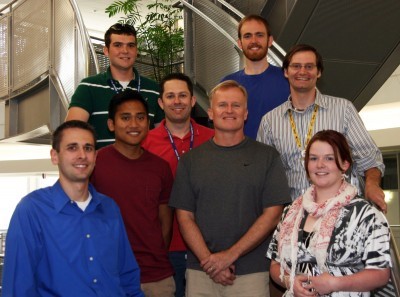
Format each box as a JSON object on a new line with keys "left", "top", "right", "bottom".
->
{"left": 0, "top": 159, "right": 57, "bottom": 174}
{"left": 369, "top": 128, "right": 400, "bottom": 149}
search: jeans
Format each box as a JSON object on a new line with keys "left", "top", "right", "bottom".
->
{"left": 169, "top": 251, "right": 187, "bottom": 297}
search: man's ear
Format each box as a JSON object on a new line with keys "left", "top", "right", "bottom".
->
{"left": 284, "top": 68, "right": 289, "bottom": 79}
{"left": 103, "top": 45, "right": 109, "bottom": 57}
{"left": 93, "top": 150, "right": 98, "bottom": 163}
{"left": 191, "top": 96, "right": 197, "bottom": 108}
{"left": 158, "top": 97, "right": 164, "bottom": 110}
{"left": 50, "top": 149, "right": 58, "bottom": 166}
{"left": 107, "top": 118, "right": 115, "bottom": 132}
{"left": 267, "top": 35, "right": 274, "bottom": 48}
{"left": 237, "top": 38, "right": 243, "bottom": 50}
{"left": 207, "top": 108, "right": 213, "bottom": 121}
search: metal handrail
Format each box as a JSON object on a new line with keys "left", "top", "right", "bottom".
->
{"left": 179, "top": 0, "right": 241, "bottom": 52}
{"left": 215, "top": 0, "right": 244, "bottom": 19}
{"left": 1, "top": 0, "right": 99, "bottom": 101}
{"left": 389, "top": 228, "right": 400, "bottom": 296}
{"left": 212, "top": 0, "right": 287, "bottom": 66}
{"left": 0, "top": 0, "right": 20, "bottom": 14}
{"left": 69, "top": 0, "right": 100, "bottom": 74}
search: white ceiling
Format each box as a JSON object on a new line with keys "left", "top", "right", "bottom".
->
{"left": 0, "top": 0, "right": 138, "bottom": 38}
{"left": 368, "top": 65, "right": 400, "bottom": 106}
{"left": 75, "top": 0, "right": 128, "bottom": 38}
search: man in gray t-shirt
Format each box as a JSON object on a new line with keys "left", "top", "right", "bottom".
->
{"left": 169, "top": 80, "right": 290, "bottom": 297}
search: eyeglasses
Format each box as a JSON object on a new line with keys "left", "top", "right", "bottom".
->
{"left": 288, "top": 63, "right": 317, "bottom": 71}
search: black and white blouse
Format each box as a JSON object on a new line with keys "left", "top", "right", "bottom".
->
{"left": 267, "top": 197, "right": 392, "bottom": 297}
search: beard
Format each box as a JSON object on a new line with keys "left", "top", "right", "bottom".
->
{"left": 242, "top": 44, "right": 268, "bottom": 62}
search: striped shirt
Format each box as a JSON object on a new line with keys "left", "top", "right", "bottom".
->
{"left": 69, "top": 67, "right": 163, "bottom": 148}
{"left": 257, "top": 90, "right": 384, "bottom": 200}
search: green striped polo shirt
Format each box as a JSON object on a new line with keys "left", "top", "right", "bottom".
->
{"left": 69, "top": 67, "right": 164, "bottom": 148}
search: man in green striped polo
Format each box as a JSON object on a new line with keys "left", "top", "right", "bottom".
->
{"left": 66, "top": 23, "right": 164, "bottom": 148}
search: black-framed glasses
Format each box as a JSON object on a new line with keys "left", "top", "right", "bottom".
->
{"left": 288, "top": 63, "right": 317, "bottom": 71}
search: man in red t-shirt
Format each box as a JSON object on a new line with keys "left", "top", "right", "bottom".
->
{"left": 92, "top": 90, "right": 175, "bottom": 297}
{"left": 142, "top": 73, "right": 214, "bottom": 297}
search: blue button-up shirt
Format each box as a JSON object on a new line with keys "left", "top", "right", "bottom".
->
{"left": 2, "top": 181, "right": 144, "bottom": 297}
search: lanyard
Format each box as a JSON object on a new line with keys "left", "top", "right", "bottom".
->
{"left": 288, "top": 104, "right": 319, "bottom": 157}
{"left": 164, "top": 123, "right": 194, "bottom": 161}
{"left": 109, "top": 73, "right": 141, "bottom": 93}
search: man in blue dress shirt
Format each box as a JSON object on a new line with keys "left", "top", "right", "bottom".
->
{"left": 2, "top": 120, "right": 144, "bottom": 297}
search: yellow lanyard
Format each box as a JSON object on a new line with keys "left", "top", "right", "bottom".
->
{"left": 288, "top": 104, "right": 319, "bottom": 157}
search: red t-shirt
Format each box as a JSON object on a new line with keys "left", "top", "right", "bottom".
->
{"left": 91, "top": 146, "right": 174, "bottom": 283}
{"left": 142, "top": 119, "right": 214, "bottom": 251}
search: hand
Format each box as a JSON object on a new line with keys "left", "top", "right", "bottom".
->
{"left": 365, "top": 183, "right": 386, "bottom": 213}
{"left": 211, "top": 265, "right": 236, "bottom": 286}
{"left": 309, "top": 273, "right": 336, "bottom": 295}
{"left": 293, "top": 274, "right": 318, "bottom": 297}
{"left": 200, "top": 250, "right": 237, "bottom": 278}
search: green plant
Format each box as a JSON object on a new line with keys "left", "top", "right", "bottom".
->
{"left": 106, "top": 0, "right": 184, "bottom": 82}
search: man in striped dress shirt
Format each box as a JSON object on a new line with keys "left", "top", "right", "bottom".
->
{"left": 257, "top": 44, "right": 387, "bottom": 212}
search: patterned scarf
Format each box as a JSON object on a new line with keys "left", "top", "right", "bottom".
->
{"left": 278, "top": 181, "right": 357, "bottom": 296}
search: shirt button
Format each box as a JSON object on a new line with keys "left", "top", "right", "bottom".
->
{"left": 93, "top": 279, "right": 97, "bottom": 283}
{"left": 86, "top": 234, "right": 91, "bottom": 238}
{"left": 89, "top": 257, "right": 94, "bottom": 261}
{"left": 182, "top": 150, "right": 186, "bottom": 153}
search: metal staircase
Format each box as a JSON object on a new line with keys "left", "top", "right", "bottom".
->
{"left": 0, "top": 0, "right": 98, "bottom": 144}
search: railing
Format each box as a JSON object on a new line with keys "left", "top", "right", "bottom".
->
{"left": 180, "top": 0, "right": 286, "bottom": 100}
{"left": 389, "top": 227, "right": 400, "bottom": 296}
{"left": 180, "top": 0, "right": 242, "bottom": 97}
{"left": 216, "top": 0, "right": 286, "bottom": 66}
{"left": 90, "top": 40, "right": 184, "bottom": 83}
{"left": 0, "top": 230, "right": 5, "bottom": 256}
{"left": 372, "top": 226, "right": 400, "bottom": 297}
{"left": 0, "top": 0, "right": 99, "bottom": 143}
{"left": 0, "top": 230, "right": 5, "bottom": 294}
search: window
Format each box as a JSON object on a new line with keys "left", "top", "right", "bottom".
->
{"left": 0, "top": 174, "right": 58, "bottom": 230}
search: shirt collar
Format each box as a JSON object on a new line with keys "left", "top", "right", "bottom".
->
{"left": 131, "top": 68, "right": 140, "bottom": 84}
{"left": 161, "top": 118, "right": 199, "bottom": 139}
{"left": 106, "top": 66, "right": 139, "bottom": 84}
{"left": 52, "top": 181, "right": 101, "bottom": 213}
{"left": 314, "top": 89, "right": 328, "bottom": 109}
{"left": 282, "top": 89, "right": 327, "bottom": 116}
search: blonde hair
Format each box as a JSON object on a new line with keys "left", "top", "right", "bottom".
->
{"left": 209, "top": 80, "right": 248, "bottom": 104}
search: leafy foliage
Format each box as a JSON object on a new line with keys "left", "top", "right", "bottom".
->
{"left": 106, "top": 0, "right": 184, "bottom": 82}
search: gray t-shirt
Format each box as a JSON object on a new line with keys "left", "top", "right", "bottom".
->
{"left": 169, "top": 137, "right": 291, "bottom": 275}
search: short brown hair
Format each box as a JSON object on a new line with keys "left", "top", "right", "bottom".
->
{"left": 160, "top": 72, "right": 194, "bottom": 97}
{"left": 52, "top": 121, "right": 96, "bottom": 152}
{"left": 104, "top": 23, "right": 137, "bottom": 48}
{"left": 238, "top": 14, "right": 271, "bottom": 39}
{"left": 304, "top": 130, "right": 352, "bottom": 178}
{"left": 282, "top": 44, "right": 324, "bottom": 73}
